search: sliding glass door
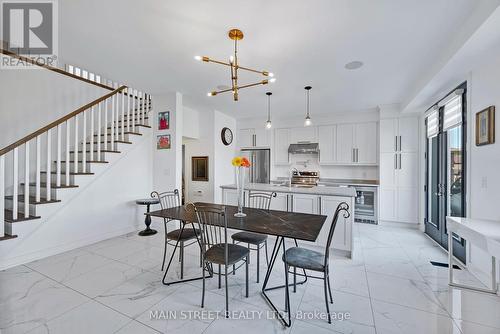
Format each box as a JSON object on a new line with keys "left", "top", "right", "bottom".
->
{"left": 425, "top": 83, "right": 466, "bottom": 264}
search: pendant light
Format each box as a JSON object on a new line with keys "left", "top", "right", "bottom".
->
{"left": 265, "top": 92, "right": 272, "bottom": 129}
{"left": 304, "top": 86, "right": 312, "bottom": 126}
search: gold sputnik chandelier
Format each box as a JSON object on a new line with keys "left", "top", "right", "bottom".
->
{"left": 195, "top": 28, "right": 276, "bottom": 101}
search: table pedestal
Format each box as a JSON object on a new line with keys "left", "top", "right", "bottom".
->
{"left": 139, "top": 203, "right": 157, "bottom": 236}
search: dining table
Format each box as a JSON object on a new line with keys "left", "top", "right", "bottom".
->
{"left": 146, "top": 203, "right": 328, "bottom": 327}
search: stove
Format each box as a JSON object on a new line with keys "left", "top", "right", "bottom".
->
{"left": 291, "top": 171, "right": 319, "bottom": 188}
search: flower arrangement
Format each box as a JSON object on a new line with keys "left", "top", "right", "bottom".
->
{"left": 232, "top": 156, "right": 250, "bottom": 217}
{"left": 231, "top": 156, "right": 251, "bottom": 168}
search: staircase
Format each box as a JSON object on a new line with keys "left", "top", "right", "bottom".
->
{"left": 0, "top": 48, "right": 153, "bottom": 242}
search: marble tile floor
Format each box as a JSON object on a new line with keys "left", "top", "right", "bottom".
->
{"left": 1, "top": 223, "right": 500, "bottom": 334}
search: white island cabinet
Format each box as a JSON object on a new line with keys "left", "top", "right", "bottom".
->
{"left": 221, "top": 184, "right": 356, "bottom": 258}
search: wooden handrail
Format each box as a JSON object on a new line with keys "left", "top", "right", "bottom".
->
{"left": 0, "top": 86, "right": 127, "bottom": 156}
{"left": 0, "top": 44, "right": 142, "bottom": 99}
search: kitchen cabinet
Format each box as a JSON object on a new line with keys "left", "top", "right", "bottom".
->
{"left": 238, "top": 128, "right": 270, "bottom": 148}
{"left": 274, "top": 128, "right": 290, "bottom": 165}
{"left": 290, "top": 194, "right": 319, "bottom": 214}
{"left": 379, "top": 116, "right": 419, "bottom": 224}
{"left": 290, "top": 126, "right": 317, "bottom": 144}
{"left": 319, "top": 196, "right": 352, "bottom": 252}
{"left": 335, "top": 122, "right": 378, "bottom": 165}
{"left": 269, "top": 192, "right": 289, "bottom": 211}
{"left": 318, "top": 125, "right": 336, "bottom": 164}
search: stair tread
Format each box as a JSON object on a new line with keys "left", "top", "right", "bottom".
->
{"left": 22, "top": 182, "right": 79, "bottom": 189}
{"left": 41, "top": 171, "right": 94, "bottom": 175}
{"left": 5, "top": 195, "right": 61, "bottom": 204}
{"left": 93, "top": 132, "right": 142, "bottom": 136}
{"left": 86, "top": 140, "right": 132, "bottom": 144}
{"left": 56, "top": 160, "right": 108, "bottom": 163}
{"left": 0, "top": 234, "right": 18, "bottom": 241}
{"left": 107, "top": 124, "right": 151, "bottom": 129}
{"left": 4, "top": 209, "right": 41, "bottom": 223}
{"left": 69, "top": 150, "right": 120, "bottom": 153}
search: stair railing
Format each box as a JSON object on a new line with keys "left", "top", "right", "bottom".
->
{"left": 0, "top": 86, "right": 152, "bottom": 238}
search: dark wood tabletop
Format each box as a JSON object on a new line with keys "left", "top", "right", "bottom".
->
{"left": 146, "top": 204, "right": 328, "bottom": 242}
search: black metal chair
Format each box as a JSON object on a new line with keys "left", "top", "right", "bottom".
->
{"left": 191, "top": 203, "right": 249, "bottom": 317}
{"left": 231, "top": 191, "right": 276, "bottom": 282}
{"left": 151, "top": 190, "right": 202, "bottom": 285}
{"left": 282, "top": 202, "right": 350, "bottom": 324}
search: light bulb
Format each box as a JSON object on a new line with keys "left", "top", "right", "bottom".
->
{"left": 268, "top": 72, "right": 274, "bottom": 77}
{"left": 194, "top": 56, "right": 202, "bottom": 61}
{"left": 207, "top": 92, "right": 214, "bottom": 97}
{"left": 266, "top": 121, "right": 272, "bottom": 129}
{"left": 270, "top": 78, "right": 276, "bottom": 83}
{"left": 304, "top": 117, "right": 312, "bottom": 127}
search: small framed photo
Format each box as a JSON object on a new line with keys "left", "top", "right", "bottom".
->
{"left": 157, "top": 135, "right": 171, "bottom": 150}
{"left": 158, "top": 111, "right": 170, "bottom": 130}
{"left": 476, "top": 106, "right": 495, "bottom": 146}
{"left": 192, "top": 156, "right": 209, "bottom": 182}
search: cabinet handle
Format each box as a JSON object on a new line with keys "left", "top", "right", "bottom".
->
{"left": 394, "top": 154, "right": 397, "bottom": 170}
{"left": 399, "top": 154, "right": 402, "bottom": 170}
{"left": 399, "top": 136, "right": 402, "bottom": 152}
{"left": 356, "top": 148, "right": 359, "bottom": 162}
{"left": 395, "top": 136, "right": 398, "bottom": 151}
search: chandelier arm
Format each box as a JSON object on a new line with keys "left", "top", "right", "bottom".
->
{"left": 238, "top": 80, "right": 269, "bottom": 90}
{"left": 237, "top": 65, "right": 270, "bottom": 76}
{"left": 206, "top": 58, "right": 232, "bottom": 67}
{"left": 213, "top": 87, "right": 235, "bottom": 95}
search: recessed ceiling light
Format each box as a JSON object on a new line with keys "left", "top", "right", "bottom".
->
{"left": 345, "top": 61, "right": 364, "bottom": 70}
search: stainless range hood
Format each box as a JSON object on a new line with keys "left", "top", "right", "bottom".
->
{"left": 288, "top": 143, "right": 320, "bottom": 154}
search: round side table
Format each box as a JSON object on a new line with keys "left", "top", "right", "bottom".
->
{"left": 136, "top": 198, "right": 160, "bottom": 236}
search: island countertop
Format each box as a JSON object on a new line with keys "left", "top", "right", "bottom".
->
{"left": 220, "top": 183, "right": 357, "bottom": 197}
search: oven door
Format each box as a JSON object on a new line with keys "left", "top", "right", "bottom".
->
{"left": 354, "top": 187, "right": 378, "bottom": 224}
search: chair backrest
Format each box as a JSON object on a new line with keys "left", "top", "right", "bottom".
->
{"left": 191, "top": 203, "right": 228, "bottom": 259}
{"left": 247, "top": 191, "right": 277, "bottom": 210}
{"left": 324, "top": 202, "right": 350, "bottom": 266}
{"left": 151, "top": 189, "right": 180, "bottom": 211}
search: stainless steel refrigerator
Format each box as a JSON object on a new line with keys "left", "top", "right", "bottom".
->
{"left": 240, "top": 148, "right": 270, "bottom": 184}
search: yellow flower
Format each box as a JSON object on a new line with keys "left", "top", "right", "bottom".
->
{"left": 232, "top": 157, "right": 242, "bottom": 167}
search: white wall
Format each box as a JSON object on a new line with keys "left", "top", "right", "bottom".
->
{"left": 0, "top": 132, "right": 153, "bottom": 269}
{"left": 183, "top": 107, "right": 200, "bottom": 139}
{"left": 0, "top": 65, "right": 107, "bottom": 148}
{"left": 183, "top": 108, "right": 236, "bottom": 204}
{"left": 213, "top": 110, "right": 237, "bottom": 204}
{"left": 152, "top": 92, "right": 183, "bottom": 192}
{"left": 237, "top": 110, "right": 380, "bottom": 180}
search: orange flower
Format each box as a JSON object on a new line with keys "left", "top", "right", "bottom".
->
{"left": 241, "top": 157, "right": 250, "bottom": 167}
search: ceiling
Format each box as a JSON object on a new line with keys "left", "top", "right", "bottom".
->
{"left": 59, "top": 0, "right": 499, "bottom": 118}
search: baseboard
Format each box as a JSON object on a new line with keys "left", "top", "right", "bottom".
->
{"left": 378, "top": 220, "right": 420, "bottom": 229}
{"left": 0, "top": 224, "right": 140, "bottom": 270}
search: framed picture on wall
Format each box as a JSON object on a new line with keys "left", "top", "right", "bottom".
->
{"left": 157, "top": 135, "right": 171, "bottom": 150}
{"left": 476, "top": 106, "right": 495, "bottom": 146}
{"left": 192, "top": 156, "right": 209, "bottom": 181}
{"left": 158, "top": 111, "right": 170, "bottom": 130}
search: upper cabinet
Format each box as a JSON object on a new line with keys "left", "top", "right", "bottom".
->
{"left": 380, "top": 117, "right": 418, "bottom": 153}
{"left": 238, "top": 128, "right": 270, "bottom": 148}
{"left": 318, "top": 125, "right": 336, "bottom": 164}
{"left": 289, "top": 126, "right": 318, "bottom": 143}
{"left": 274, "top": 128, "right": 291, "bottom": 165}
{"left": 335, "top": 122, "right": 378, "bottom": 165}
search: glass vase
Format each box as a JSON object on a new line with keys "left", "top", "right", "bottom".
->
{"left": 234, "top": 166, "right": 247, "bottom": 217}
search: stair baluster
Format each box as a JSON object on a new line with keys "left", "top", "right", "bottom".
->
{"left": 90, "top": 107, "right": 94, "bottom": 162}
{"left": 56, "top": 124, "right": 62, "bottom": 186}
{"left": 35, "top": 136, "right": 41, "bottom": 201}
{"left": 82, "top": 109, "right": 87, "bottom": 173}
{"left": 24, "top": 143, "right": 29, "bottom": 218}
{"left": 103, "top": 97, "right": 108, "bottom": 151}
{"left": 97, "top": 102, "right": 101, "bottom": 160}
{"left": 121, "top": 84, "right": 125, "bottom": 141}
{"left": 65, "top": 121, "right": 70, "bottom": 186}
{"left": 127, "top": 88, "right": 131, "bottom": 133}
{"left": 46, "top": 130, "right": 51, "bottom": 201}
{"left": 74, "top": 115, "right": 79, "bottom": 173}
{"left": 12, "top": 148, "right": 18, "bottom": 220}
{"left": 110, "top": 94, "right": 115, "bottom": 152}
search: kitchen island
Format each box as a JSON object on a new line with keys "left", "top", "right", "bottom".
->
{"left": 221, "top": 183, "right": 356, "bottom": 258}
